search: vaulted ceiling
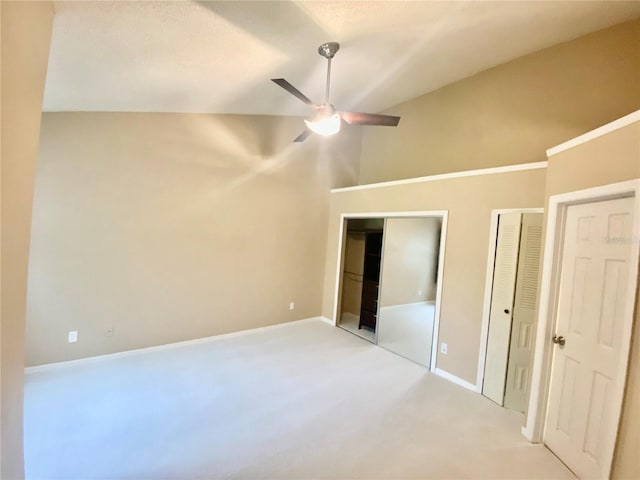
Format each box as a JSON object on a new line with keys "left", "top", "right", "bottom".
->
{"left": 44, "top": 1, "right": 640, "bottom": 116}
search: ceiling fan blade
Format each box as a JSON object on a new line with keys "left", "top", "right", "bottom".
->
{"left": 271, "top": 78, "right": 315, "bottom": 106}
{"left": 293, "top": 129, "right": 312, "bottom": 143}
{"left": 339, "top": 111, "right": 401, "bottom": 127}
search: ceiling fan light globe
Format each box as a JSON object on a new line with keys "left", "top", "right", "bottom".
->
{"left": 305, "top": 113, "right": 341, "bottom": 136}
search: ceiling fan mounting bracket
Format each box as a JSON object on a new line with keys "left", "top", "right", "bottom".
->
{"left": 318, "top": 42, "right": 340, "bottom": 59}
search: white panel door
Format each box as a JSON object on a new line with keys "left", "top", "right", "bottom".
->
{"left": 504, "top": 213, "right": 543, "bottom": 412}
{"left": 483, "top": 213, "right": 522, "bottom": 405}
{"left": 545, "top": 196, "right": 635, "bottom": 479}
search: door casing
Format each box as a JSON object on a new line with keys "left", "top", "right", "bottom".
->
{"left": 522, "top": 179, "right": 640, "bottom": 478}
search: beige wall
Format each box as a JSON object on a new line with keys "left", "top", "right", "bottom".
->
{"left": 380, "top": 217, "right": 440, "bottom": 307}
{"left": 0, "top": 2, "right": 53, "bottom": 477}
{"left": 545, "top": 121, "right": 640, "bottom": 479}
{"left": 359, "top": 19, "right": 640, "bottom": 184}
{"left": 545, "top": 122, "right": 640, "bottom": 197}
{"left": 322, "top": 168, "right": 546, "bottom": 383}
{"left": 26, "top": 113, "right": 361, "bottom": 366}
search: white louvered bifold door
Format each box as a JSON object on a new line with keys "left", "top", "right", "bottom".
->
{"left": 483, "top": 213, "right": 522, "bottom": 405}
{"left": 503, "top": 213, "right": 543, "bottom": 412}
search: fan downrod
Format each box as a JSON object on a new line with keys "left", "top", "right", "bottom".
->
{"left": 318, "top": 42, "right": 340, "bottom": 59}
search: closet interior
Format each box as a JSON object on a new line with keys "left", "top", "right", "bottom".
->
{"left": 339, "top": 218, "right": 383, "bottom": 343}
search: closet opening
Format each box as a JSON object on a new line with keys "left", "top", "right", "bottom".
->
{"left": 335, "top": 213, "right": 448, "bottom": 370}
{"left": 338, "top": 218, "right": 383, "bottom": 343}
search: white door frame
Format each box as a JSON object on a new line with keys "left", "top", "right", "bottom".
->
{"left": 477, "top": 208, "right": 544, "bottom": 392}
{"left": 332, "top": 210, "right": 449, "bottom": 372}
{"left": 522, "top": 179, "right": 640, "bottom": 466}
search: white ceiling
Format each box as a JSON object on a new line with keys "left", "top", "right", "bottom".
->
{"left": 44, "top": 1, "right": 640, "bottom": 116}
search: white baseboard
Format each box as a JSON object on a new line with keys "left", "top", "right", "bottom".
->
{"left": 433, "top": 367, "right": 479, "bottom": 392}
{"left": 25, "top": 317, "right": 328, "bottom": 374}
{"left": 521, "top": 425, "right": 538, "bottom": 443}
{"left": 318, "top": 316, "right": 335, "bottom": 326}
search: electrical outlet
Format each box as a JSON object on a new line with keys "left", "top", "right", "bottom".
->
{"left": 418, "top": 289, "right": 422, "bottom": 296}
{"left": 105, "top": 327, "right": 114, "bottom": 337}
{"left": 289, "top": 302, "right": 295, "bottom": 311}
{"left": 440, "top": 342, "right": 448, "bottom": 354}
{"left": 68, "top": 331, "right": 78, "bottom": 343}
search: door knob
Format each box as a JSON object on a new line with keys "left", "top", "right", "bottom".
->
{"left": 552, "top": 335, "right": 565, "bottom": 346}
{"left": 504, "top": 309, "right": 510, "bottom": 314}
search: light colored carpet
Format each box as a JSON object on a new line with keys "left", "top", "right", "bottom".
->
{"left": 24, "top": 319, "right": 574, "bottom": 480}
{"left": 338, "top": 312, "right": 375, "bottom": 342}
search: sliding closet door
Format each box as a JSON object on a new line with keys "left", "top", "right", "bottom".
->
{"left": 377, "top": 218, "right": 441, "bottom": 366}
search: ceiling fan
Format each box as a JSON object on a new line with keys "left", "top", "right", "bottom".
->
{"left": 271, "top": 42, "right": 401, "bottom": 143}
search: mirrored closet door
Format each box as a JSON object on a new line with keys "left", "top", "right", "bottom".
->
{"left": 337, "top": 215, "right": 444, "bottom": 369}
{"left": 377, "top": 217, "right": 441, "bottom": 367}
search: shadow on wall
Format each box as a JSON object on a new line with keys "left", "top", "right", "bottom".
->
{"left": 26, "top": 111, "right": 362, "bottom": 367}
